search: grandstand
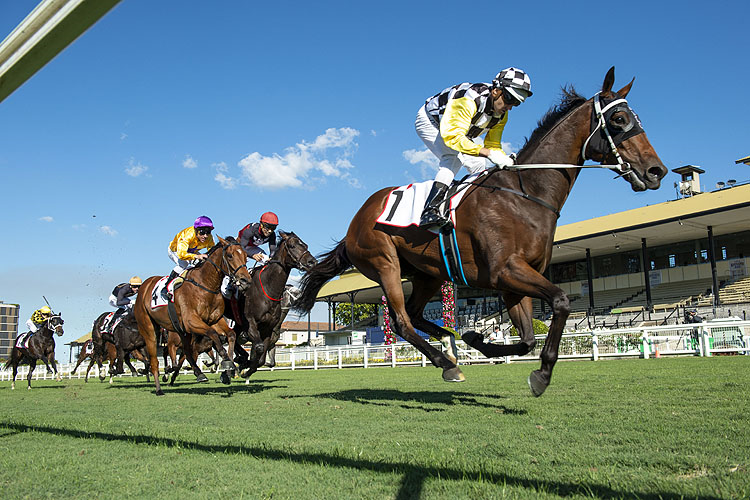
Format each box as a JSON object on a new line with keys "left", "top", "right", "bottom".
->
{"left": 311, "top": 173, "right": 750, "bottom": 342}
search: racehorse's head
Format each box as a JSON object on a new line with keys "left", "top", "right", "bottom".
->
{"left": 276, "top": 231, "right": 317, "bottom": 272}
{"left": 584, "top": 67, "right": 667, "bottom": 192}
{"left": 217, "top": 236, "right": 253, "bottom": 292}
{"left": 48, "top": 314, "right": 64, "bottom": 337}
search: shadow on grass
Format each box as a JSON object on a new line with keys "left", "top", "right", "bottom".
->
{"left": 103, "top": 380, "right": 287, "bottom": 396}
{"left": 288, "top": 389, "right": 526, "bottom": 414}
{"left": 0, "top": 420, "right": 714, "bottom": 500}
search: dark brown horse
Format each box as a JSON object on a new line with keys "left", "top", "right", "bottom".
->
{"left": 87, "top": 311, "right": 151, "bottom": 382}
{"left": 134, "top": 236, "right": 252, "bottom": 395}
{"left": 296, "top": 68, "right": 667, "bottom": 396}
{"left": 229, "top": 231, "right": 316, "bottom": 380}
{"left": 5, "top": 314, "right": 64, "bottom": 389}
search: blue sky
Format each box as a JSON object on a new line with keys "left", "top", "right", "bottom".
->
{"left": 1, "top": 0, "right": 749, "bottom": 360}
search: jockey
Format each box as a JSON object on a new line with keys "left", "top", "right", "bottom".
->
{"left": 103, "top": 276, "right": 141, "bottom": 332}
{"left": 416, "top": 67, "right": 533, "bottom": 228}
{"left": 25, "top": 305, "right": 52, "bottom": 333}
{"left": 163, "top": 215, "right": 216, "bottom": 300}
{"left": 238, "top": 212, "right": 278, "bottom": 264}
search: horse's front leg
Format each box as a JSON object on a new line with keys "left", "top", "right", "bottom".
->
{"left": 491, "top": 256, "right": 569, "bottom": 397}
{"left": 462, "top": 294, "right": 537, "bottom": 359}
{"left": 240, "top": 320, "right": 264, "bottom": 379}
{"left": 49, "top": 356, "right": 62, "bottom": 382}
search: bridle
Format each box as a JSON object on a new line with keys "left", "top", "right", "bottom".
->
{"left": 255, "top": 235, "right": 315, "bottom": 302}
{"left": 581, "top": 92, "right": 644, "bottom": 179}
{"left": 185, "top": 240, "right": 248, "bottom": 294}
{"left": 46, "top": 315, "right": 64, "bottom": 336}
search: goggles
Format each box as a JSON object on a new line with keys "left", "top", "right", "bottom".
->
{"left": 261, "top": 223, "right": 277, "bottom": 231}
{"left": 196, "top": 227, "right": 213, "bottom": 236}
{"left": 502, "top": 88, "right": 522, "bottom": 107}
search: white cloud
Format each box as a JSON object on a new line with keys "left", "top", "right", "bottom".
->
{"left": 182, "top": 155, "right": 197, "bottom": 169}
{"left": 38, "top": 216, "right": 53, "bottom": 223}
{"left": 125, "top": 158, "right": 149, "bottom": 177}
{"left": 403, "top": 148, "right": 439, "bottom": 180}
{"left": 215, "top": 172, "right": 238, "bottom": 190}
{"left": 231, "top": 127, "right": 361, "bottom": 190}
{"left": 403, "top": 148, "right": 439, "bottom": 167}
{"left": 72, "top": 224, "right": 86, "bottom": 231}
{"left": 120, "top": 133, "right": 128, "bottom": 141}
{"left": 99, "top": 226, "right": 118, "bottom": 236}
{"left": 370, "top": 130, "right": 377, "bottom": 137}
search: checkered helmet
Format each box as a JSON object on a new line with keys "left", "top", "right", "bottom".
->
{"left": 492, "top": 67, "right": 533, "bottom": 102}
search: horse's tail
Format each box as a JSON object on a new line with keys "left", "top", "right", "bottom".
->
{"left": 294, "top": 239, "right": 350, "bottom": 313}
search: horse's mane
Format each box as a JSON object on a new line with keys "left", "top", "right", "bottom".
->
{"left": 517, "top": 86, "right": 587, "bottom": 157}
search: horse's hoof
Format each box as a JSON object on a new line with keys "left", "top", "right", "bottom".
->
{"left": 162, "top": 375, "right": 168, "bottom": 383}
{"left": 240, "top": 368, "right": 253, "bottom": 378}
{"left": 220, "top": 360, "right": 235, "bottom": 372}
{"left": 196, "top": 374, "right": 209, "bottom": 383}
{"left": 461, "top": 331, "right": 483, "bottom": 349}
{"left": 220, "top": 371, "right": 231, "bottom": 385}
{"left": 442, "top": 366, "right": 465, "bottom": 382}
{"left": 155, "top": 390, "right": 165, "bottom": 396}
{"left": 528, "top": 370, "right": 548, "bottom": 397}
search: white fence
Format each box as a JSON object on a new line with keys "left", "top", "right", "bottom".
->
{"left": 2, "top": 321, "right": 748, "bottom": 382}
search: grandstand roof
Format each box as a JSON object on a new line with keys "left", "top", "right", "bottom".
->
{"left": 316, "top": 184, "right": 750, "bottom": 303}
{"left": 553, "top": 183, "right": 750, "bottom": 261}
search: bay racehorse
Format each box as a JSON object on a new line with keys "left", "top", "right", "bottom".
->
{"left": 295, "top": 67, "right": 667, "bottom": 396}
{"left": 5, "top": 314, "right": 64, "bottom": 389}
{"left": 134, "top": 236, "right": 252, "bottom": 395}
{"left": 229, "top": 231, "right": 316, "bottom": 380}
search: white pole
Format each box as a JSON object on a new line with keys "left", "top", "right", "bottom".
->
{"left": 363, "top": 345, "right": 368, "bottom": 368}
{"left": 391, "top": 344, "right": 396, "bottom": 368}
{"left": 642, "top": 332, "right": 650, "bottom": 359}
{"left": 592, "top": 333, "right": 599, "bottom": 361}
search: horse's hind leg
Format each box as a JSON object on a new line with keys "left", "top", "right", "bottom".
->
{"left": 371, "top": 264, "right": 463, "bottom": 382}
{"left": 405, "top": 274, "right": 458, "bottom": 364}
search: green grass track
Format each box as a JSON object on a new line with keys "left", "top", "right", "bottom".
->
{"left": 0, "top": 356, "right": 748, "bottom": 499}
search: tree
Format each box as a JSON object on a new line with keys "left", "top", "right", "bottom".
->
{"left": 334, "top": 303, "right": 378, "bottom": 327}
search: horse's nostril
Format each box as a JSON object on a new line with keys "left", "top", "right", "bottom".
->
{"left": 648, "top": 165, "right": 666, "bottom": 179}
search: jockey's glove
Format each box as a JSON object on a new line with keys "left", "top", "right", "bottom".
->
{"left": 488, "top": 149, "right": 514, "bottom": 168}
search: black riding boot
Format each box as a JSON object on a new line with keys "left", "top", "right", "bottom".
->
{"left": 419, "top": 181, "right": 449, "bottom": 229}
{"left": 161, "top": 271, "right": 178, "bottom": 301}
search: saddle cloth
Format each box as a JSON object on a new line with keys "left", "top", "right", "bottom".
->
{"left": 151, "top": 275, "right": 179, "bottom": 309}
{"left": 375, "top": 172, "right": 484, "bottom": 230}
{"left": 101, "top": 311, "right": 126, "bottom": 334}
{"left": 15, "top": 332, "right": 33, "bottom": 349}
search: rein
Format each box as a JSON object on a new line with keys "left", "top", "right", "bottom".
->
{"left": 183, "top": 241, "right": 247, "bottom": 295}
{"left": 460, "top": 93, "right": 644, "bottom": 216}
{"left": 465, "top": 169, "right": 562, "bottom": 218}
{"left": 257, "top": 261, "right": 282, "bottom": 302}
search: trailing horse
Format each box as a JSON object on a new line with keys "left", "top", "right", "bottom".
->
{"left": 5, "top": 314, "right": 65, "bottom": 389}
{"left": 295, "top": 68, "right": 667, "bottom": 396}
{"left": 229, "top": 231, "right": 316, "bottom": 380}
{"left": 90, "top": 312, "right": 149, "bottom": 379}
{"left": 134, "top": 236, "right": 253, "bottom": 395}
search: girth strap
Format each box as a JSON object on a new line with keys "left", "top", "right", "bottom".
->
{"left": 166, "top": 300, "right": 187, "bottom": 337}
